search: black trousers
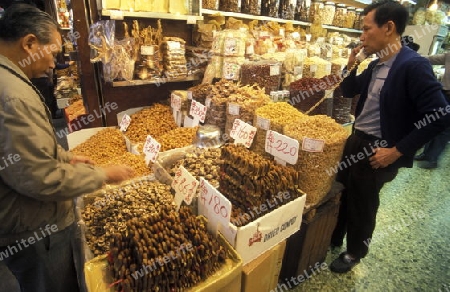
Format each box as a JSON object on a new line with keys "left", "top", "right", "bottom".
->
{"left": 331, "top": 131, "right": 398, "bottom": 259}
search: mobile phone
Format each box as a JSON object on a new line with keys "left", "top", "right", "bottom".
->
{"left": 355, "top": 50, "right": 368, "bottom": 62}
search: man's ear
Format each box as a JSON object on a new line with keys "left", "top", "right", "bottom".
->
{"left": 385, "top": 20, "right": 396, "bottom": 36}
{"left": 20, "top": 34, "right": 39, "bottom": 54}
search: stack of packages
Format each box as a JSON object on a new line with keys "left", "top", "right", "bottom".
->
{"left": 252, "top": 102, "right": 307, "bottom": 158}
{"left": 160, "top": 37, "right": 188, "bottom": 79}
{"left": 284, "top": 115, "right": 348, "bottom": 206}
{"left": 219, "top": 144, "right": 304, "bottom": 226}
{"left": 224, "top": 85, "right": 272, "bottom": 140}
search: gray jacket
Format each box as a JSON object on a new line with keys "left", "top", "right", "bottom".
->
{"left": 0, "top": 54, "right": 106, "bottom": 246}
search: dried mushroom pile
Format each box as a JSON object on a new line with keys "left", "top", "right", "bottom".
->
{"left": 284, "top": 115, "right": 348, "bottom": 206}
{"left": 225, "top": 85, "right": 272, "bottom": 139}
{"left": 188, "top": 83, "right": 213, "bottom": 105}
{"left": 71, "top": 128, "right": 150, "bottom": 177}
{"left": 204, "top": 79, "right": 240, "bottom": 134}
{"left": 253, "top": 102, "right": 307, "bottom": 157}
{"left": 125, "top": 104, "right": 178, "bottom": 143}
{"left": 158, "top": 127, "right": 198, "bottom": 152}
{"left": 82, "top": 179, "right": 175, "bottom": 256}
{"left": 169, "top": 148, "right": 222, "bottom": 187}
{"left": 108, "top": 206, "right": 227, "bottom": 292}
{"left": 220, "top": 144, "right": 303, "bottom": 226}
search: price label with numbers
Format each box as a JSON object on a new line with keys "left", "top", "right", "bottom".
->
{"left": 228, "top": 103, "right": 240, "bottom": 115}
{"left": 171, "top": 93, "right": 181, "bottom": 111}
{"left": 302, "top": 137, "right": 325, "bottom": 152}
{"left": 265, "top": 130, "right": 299, "bottom": 164}
{"left": 198, "top": 178, "right": 231, "bottom": 227}
{"left": 256, "top": 116, "right": 270, "bottom": 130}
{"left": 171, "top": 166, "right": 199, "bottom": 205}
{"left": 119, "top": 114, "right": 131, "bottom": 132}
{"left": 143, "top": 135, "right": 161, "bottom": 164}
{"left": 230, "top": 119, "right": 257, "bottom": 148}
{"left": 189, "top": 100, "right": 207, "bottom": 123}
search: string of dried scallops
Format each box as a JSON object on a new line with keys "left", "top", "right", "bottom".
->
{"left": 284, "top": 115, "right": 348, "bottom": 207}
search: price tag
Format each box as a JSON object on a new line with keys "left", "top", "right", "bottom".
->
{"left": 291, "top": 31, "right": 300, "bottom": 39}
{"left": 223, "top": 62, "right": 240, "bottom": 80}
{"left": 171, "top": 93, "right": 181, "bottom": 111}
{"left": 256, "top": 116, "right": 270, "bottom": 130}
{"left": 302, "top": 137, "right": 325, "bottom": 152}
{"left": 230, "top": 119, "right": 257, "bottom": 148}
{"left": 109, "top": 10, "right": 124, "bottom": 20}
{"left": 326, "top": 63, "right": 332, "bottom": 73}
{"left": 171, "top": 166, "right": 199, "bottom": 205}
{"left": 228, "top": 103, "right": 240, "bottom": 115}
{"left": 198, "top": 178, "right": 232, "bottom": 227}
{"left": 143, "top": 135, "right": 161, "bottom": 164}
{"left": 310, "top": 64, "right": 317, "bottom": 73}
{"left": 119, "top": 114, "right": 131, "bottom": 132}
{"left": 174, "top": 192, "right": 184, "bottom": 211}
{"left": 167, "top": 41, "right": 181, "bottom": 50}
{"left": 294, "top": 66, "right": 303, "bottom": 75}
{"left": 270, "top": 65, "right": 280, "bottom": 76}
{"left": 187, "top": 16, "right": 197, "bottom": 24}
{"left": 141, "top": 45, "right": 155, "bottom": 56}
{"left": 205, "top": 97, "right": 212, "bottom": 107}
{"left": 265, "top": 130, "right": 299, "bottom": 165}
{"left": 183, "top": 115, "right": 195, "bottom": 127}
{"left": 187, "top": 91, "right": 193, "bottom": 100}
{"left": 189, "top": 100, "right": 207, "bottom": 123}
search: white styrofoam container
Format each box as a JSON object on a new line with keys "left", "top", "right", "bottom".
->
{"left": 67, "top": 127, "right": 115, "bottom": 150}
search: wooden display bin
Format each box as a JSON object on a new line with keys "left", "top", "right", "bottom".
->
{"left": 278, "top": 182, "right": 344, "bottom": 283}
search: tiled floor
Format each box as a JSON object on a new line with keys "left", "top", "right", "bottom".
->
{"left": 289, "top": 147, "right": 450, "bottom": 292}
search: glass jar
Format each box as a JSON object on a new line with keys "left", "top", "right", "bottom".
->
{"left": 241, "top": 0, "right": 261, "bottom": 15}
{"left": 332, "top": 4, "right": 346, "bottom": 27}
{"left": 322, "top": 2, "right": 335, "bottom": 25}
{"left": 353, "top": 8, "right": 363, "bottom": 30}
{"left": 261, "top": 0, "right": 280, "bottom": 17}
{"left": 202, "top": 0, "right": 219, "bottom": 10}
{"left": 309, "top": 0, "right": 324, "bottom": 23}
{"left": 219, "top": 0, "right": 241, "bottom": 12}
{"left": 345, "top": 6, "right": 356, "bottom": 28}
{"left": 279, "top": 0, "right": 295, "bottom": 19}
{"left": 294, "top": 0, "right": 309, "bottom": 21}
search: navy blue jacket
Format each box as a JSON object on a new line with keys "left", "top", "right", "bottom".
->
{"left": 340, "top": 46, "right": 450, "bottom": 168}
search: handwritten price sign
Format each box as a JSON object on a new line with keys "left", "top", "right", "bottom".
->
{"left": 189, "top": 100, "right": 207, "bottom": 123}
{"left": 230, "top": 119, "right": 257, "bottom": 148}
{"left": 170, "top": 93, "right": 181, "bottom": 111}
{"left": 119, "top": 114, "right": 131, "bottom": 132}
{"left": 265, "top": 130, "right": 299, "bottom": 165}
{"left": 171, "top": 166, "right": 199, "bottom": 205}
{"left": 143, "top": 135, "right": 161, "bottom": 164}
{"left": 302, "top": 137, "right": 325, "bottom": 152}
{"left": 198, "top": 178, "right": 231, "bottom": 226}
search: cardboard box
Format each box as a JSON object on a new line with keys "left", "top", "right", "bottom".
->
{"left": 241, "top": 240, "right": 286, "bottom": 292}
{"left": 209, "top": 193, "right": 306, "bottom": 265}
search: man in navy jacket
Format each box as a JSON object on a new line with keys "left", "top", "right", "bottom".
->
{"left": 329, "top": 0, "right": 450, "bottom": 273}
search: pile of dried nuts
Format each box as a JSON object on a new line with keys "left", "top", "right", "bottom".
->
{"left": 188, "top": 83, "right": 213, "bottom": 105}
{"left": 108, "top": 206, "right": 227, "bottom": 291}
{"left": 158, "top": 127, "right": 198, "bottom": 152}
{"left": 82, "top": 179, "right": 175, "bottom": 256}
{"left": 284, "top": 115, "right": 348, "bottom": 206}
{"left": 125, "top": 104, "right": 178, "bottom": 143}
{"left": 220, "top": 144, "right": 303, "bottom": 226}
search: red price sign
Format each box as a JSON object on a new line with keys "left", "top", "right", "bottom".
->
{"left": 119, "top": 114, "right": 131, "bottom": 132}
{"left": 171, "top": 93, "right": 181, "bottom": 111}
{"left": 189, "top": 100, "right": 207, "bottom": 123}
{"left": 230, "top": 119, "right": 257, "bottom": 148}
{"left": 265, "top": 130, "right": 299, "bottom": 165}
{"left": 171, "top": 166, "right": 199, "bottom": 205}
{"left": 143, "top": 135, "right": 161, "bottom": 163}
{"left": 198, "top": 178, "right": 231, "bottom": 225}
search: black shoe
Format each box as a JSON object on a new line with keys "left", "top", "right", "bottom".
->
{"left": 330, "top": 252, "right": 360, "bottom": 273}
{"left": 417, "top": 160, "right": 438, "bottom": 169}
{"left": 414, "top": 153, "right": 427, "bottom": 161}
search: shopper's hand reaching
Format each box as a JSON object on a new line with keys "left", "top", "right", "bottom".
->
{"left": 70, "top": 155, "right": 95, "bottom": 165}
{"left": 103, "top": 165, "right": 135, "bottom": 184}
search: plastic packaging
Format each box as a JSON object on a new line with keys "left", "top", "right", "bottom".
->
{"left": 219, "top": 0, "right": 241, "bottom": 12}
{"left": 322, "top": 2, "right": 336, "bottom": 25}
{"left": 279, "top": 0, "right": 295, "bottom": 19}
{"left": 309, "top": 0, "right": 323, "bottom": 23}
{"left": 203, "top": 0, "right": 220, "bottom": 9}
{"left": 332, "top": 4, "right": 346, "bottom": 27}
{"left": 345, "top": 7, "right": 356, "bottom": 28}
{"left": 261, "top": 0, "right": 280, "bottom": 18}
{"left": 240, "top": 60, "right": 282, "bottom": 94}
{"left": 241, "top": 0, "right": 261, "bottom": 15}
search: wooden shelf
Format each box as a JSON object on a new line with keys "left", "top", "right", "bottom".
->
{"left": 322, "top": 25, "right": 362, "bottom": 34}
{"left": 101, "top": 9, "right": 203, "bottom": 22}
{"left": 111, "top": 75, "right": 200, "bottom": 87}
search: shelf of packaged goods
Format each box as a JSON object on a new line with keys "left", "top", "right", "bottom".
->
{"left": 101, "top": 9, "right": 203, "bottom": 22}
{"left": 201, "top": 9, "right": 311, "bottom": 26}
{"left": 322, "top": 24, "right": 362, "bottom": 34}
{"left": 111, "top": 75, "right": 200, "bottom": 87}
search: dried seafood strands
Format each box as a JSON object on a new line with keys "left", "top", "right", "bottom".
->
{"left": 125, "top": 103, "right": 178, "bottom": 143}
{"left": 204, "top": 79, "right": 240, "bottom": 135}
{"left": 219, "top": 144, "right": 303, "bottom": 227}
{"left": 82, "top": 179, "right": 176, "bottom": 256}
{"left": 252, "top": 102, "right": 307, "bottom": 157}
{"left": 284, "top": 115, "right": 348, "bottom": 207}
{"left": 225, "top": 85, "right": 272, "bottom": 141}
{"left": 108, "top": 206, "right": 227, "bottom": 291}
